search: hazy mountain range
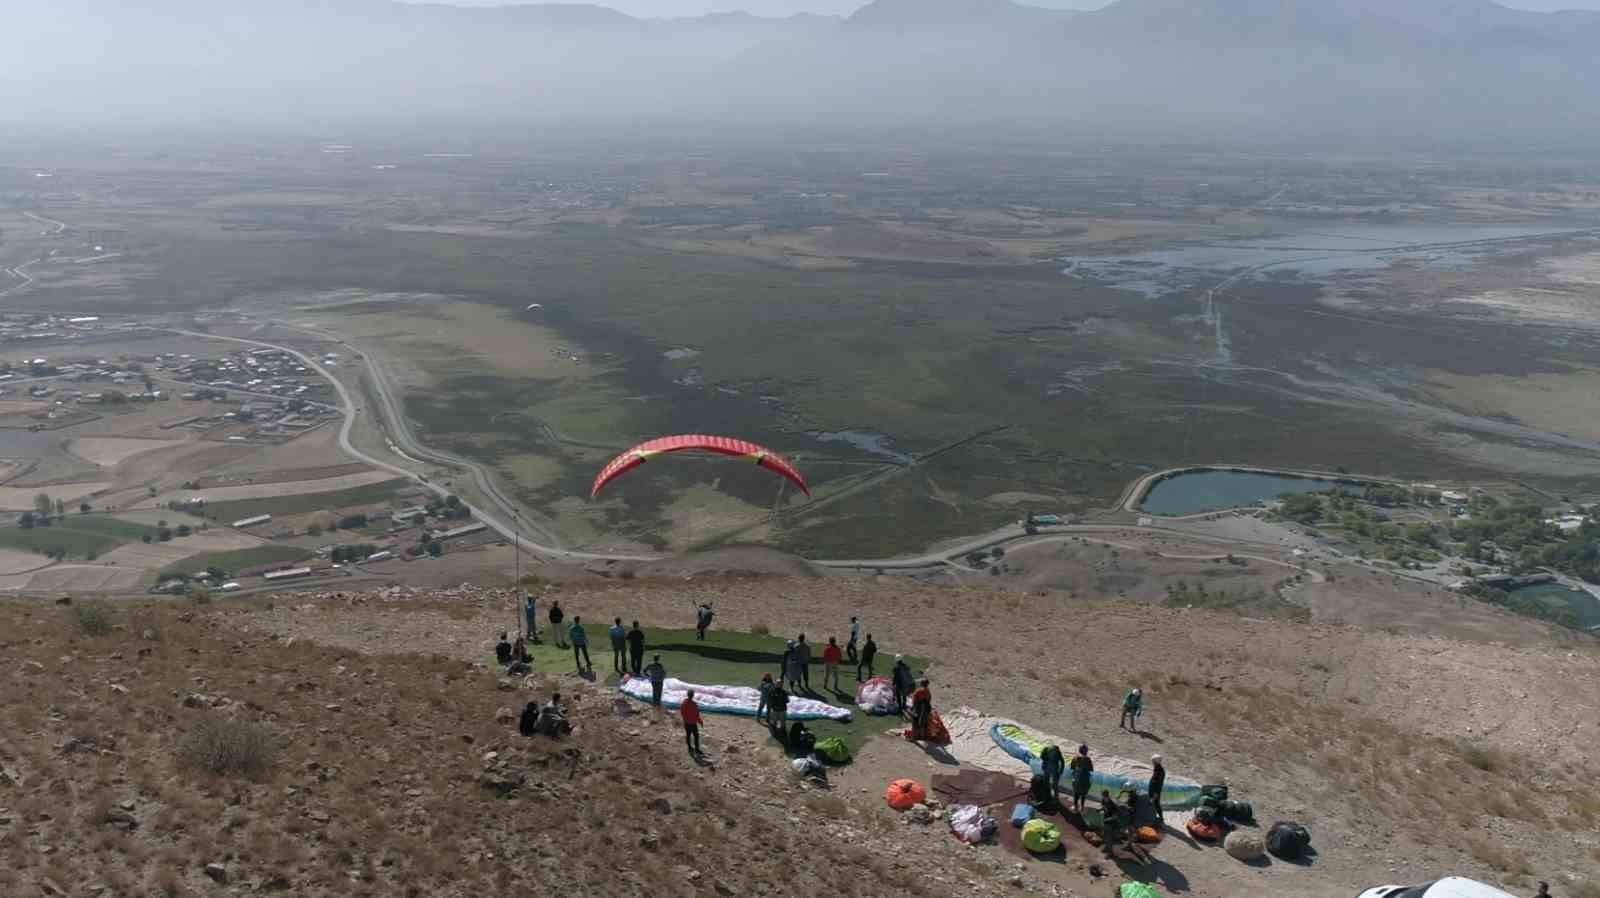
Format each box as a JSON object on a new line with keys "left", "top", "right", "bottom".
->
{"left": 7, "top": 0, "right": 1600, "bottom": 140}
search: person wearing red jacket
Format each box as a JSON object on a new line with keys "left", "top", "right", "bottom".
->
{"left": 680, "top": 689, "right": 703, "bottom": 756}
{"left": 821, "top": 637, "right": 843, "bottom": 692}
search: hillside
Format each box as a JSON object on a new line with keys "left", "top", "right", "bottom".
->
{"left": 5, "top": 573, "right": 1597, "bottom": 898}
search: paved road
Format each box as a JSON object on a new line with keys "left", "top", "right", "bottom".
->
{"left": 172, "top": 328, "right": 655, "bottom": 565}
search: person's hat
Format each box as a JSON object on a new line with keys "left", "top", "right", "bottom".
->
{"left": 1133, "top": 687, "right": 1142, "bottom": 695}
{"left": 1151, "top": 754, "right": 1162, "bottom": 764}
{"left": 895, "top": 654, "right": 904, "bottom": 661}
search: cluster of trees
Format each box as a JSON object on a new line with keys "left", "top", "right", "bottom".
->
{"left": 425, "top": 495, "right": 470, "bottom": 521}
{"left": 329, "top": 544, "right": 377, "bottom": 563}
{"left": 405, "top": 540, "right": 444, "bottom": 559}
{"left": 1451, "top": 497, "right": 1600, "bottom": 581}
{"left": 1464, "top": 583, "right": 1584, "bottom": 629}
{"left": 1277, "top": 490, "right": 1444, "bottom": 565}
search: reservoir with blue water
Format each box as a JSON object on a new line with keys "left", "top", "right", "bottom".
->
{"left": 1139, "top": 469, "right": 1345, "bottom": 516}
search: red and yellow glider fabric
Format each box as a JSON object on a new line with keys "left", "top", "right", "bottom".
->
{"left": 590, "top": 435, "right": 810, "bottom": 498}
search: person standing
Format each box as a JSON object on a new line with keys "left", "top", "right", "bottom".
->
{"left": 1069, "top": 744, "right": 1095, "bottom": 815}
{"left": 681, "top": 689, "right": 703, "bottom": 756}
{"left": 549, "top": 601, "right": 567, "bottom": 649}
{"left": 1120, "top": 687, "right": 1143, "bottom": 730}
{"left": 524, "top": 594, "right": 539, "bottom": 643}
{"left": 768, "top": 679, "right": 789, "bottom": 740}
{"left": 857, "top": 634, "right": 877, "bottom": 680}
{"left": 891, "top": 655, "right": 915, "bottom": 715}
{"left": 782, "top": 640, "right": 802, "bottom": 691}
{"left": 756, "top": 672, "right": 775, "bottom": 725}
{"left": 846, "top": 616, "right": 860, "bottom": 663}
{"left": 626, "top": 620, "right": 646, "bottom": 675}
{"left": 569, "top": 615, "right": 592, "bottom": 673}
{"left": 821, "top": 637, "right": 842, "bottom": 692}
{"left": 694, "top": 602, "right": 714, "bottom": 640}
{"left": 609, "top": 617, "right": 627, "bottom": 675}
{"left": 910, "top": 679, "right": 932, "bottom": 739}
{"left": 1148, "top": 755, "right": 1167, "bottom": 823}
{"left": 1041, "top": 744, "right": 1066, "bottom": 808}
{"left": 796, "top": 634, "right": 812, "bottom": 691}
{"left": 643, "top": 654, "right": 666, "bottom": 706}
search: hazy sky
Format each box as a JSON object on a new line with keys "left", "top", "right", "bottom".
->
{"left": 416, "top": 0, "right": 1600, "bottom": 17}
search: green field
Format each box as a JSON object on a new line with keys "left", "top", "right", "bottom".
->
{"left": 517, "top": 627, "right": 929, "bottom": 757}
{"left": 200, "top": 479, "right": 408, "bottom": 524}
{"left": 159, "top": 545, "right": 314, "bottom": 579}
{"left": 0, "top": 514, "right": 163, "bottom": 560}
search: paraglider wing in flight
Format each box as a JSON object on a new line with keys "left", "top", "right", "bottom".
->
{"left": 590, "top": 434, "right": 810, "bottom": 498}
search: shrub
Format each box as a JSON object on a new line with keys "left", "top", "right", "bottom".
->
{"left": 74, "top": 603, "right": 113, "bottom": 636}
{"left": 179, "top": 718, "right": 274, "bottom": 778}
{"left": 749, "top": 623, "right": 770, "bottom": 636}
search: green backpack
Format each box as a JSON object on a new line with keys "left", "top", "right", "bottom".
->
{"left": 815, "top": 737, "right": 851, "bottom": 764}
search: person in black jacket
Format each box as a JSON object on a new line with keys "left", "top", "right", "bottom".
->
{"left": 626, "top": 621, "right": 646, "bottom": 675}
{"left": 549, "top": 601, "right": 567, "bottom": 648}
{"left": 891, "top": 656, "right": 915, "bottom": 715}
{"left": 517, "top": 701, "right": 538, "bottom": 737}
{"left": 1041, "top": 744, "right": 1065, "bottom": 808}
{"left": 1148, "top": 755, "right": 1167, "bottom": 823}
{"left": 495, "top": 632, "right": 512, "bottom": 665}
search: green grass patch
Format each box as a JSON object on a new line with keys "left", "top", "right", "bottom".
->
{"left": 0, "top": 513, "right": 164, "bottom": 560}
{"left": 201, "top": 479, "right": 407, "bottom": 523}
{"left": 159, "top": 545, "right": 314, "bottom": 579}
{"left": 517, "top": 627, "right": 930, "bottom": 758}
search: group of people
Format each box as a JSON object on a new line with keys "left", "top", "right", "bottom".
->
{"left": 517, "top": 694, "right": 571, "bottom": 737}
{"left": 500, "top": 597, "right": 658, "bottom": 679}
{"left": 1039, "top": 741, "right": 1169, "bottom": 856}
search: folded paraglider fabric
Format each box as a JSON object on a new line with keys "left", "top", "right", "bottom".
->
{"left": 1135, "top": 825, "right": 1163, "bottom": 844}
{"left": 1186, "top": 819, "right": 1222, "bottom": 842}
{"left": 856, "top": 677, "right": 896, "bottom": 715}
{"left": 1020, "top": 818, "right": 1061, "bottom": 853}
{"left": 990, "top": 722, "right": 1201, "bottom": 808}
{"left": 948, "top": 805, "right": 996, "bottom": 844}
{"left": 885, "top": 779, "right": 926, "bottom": 810}
{"left": 619, "top": 675, "right": 851, "bottom": 721}
{"left": 1119, "top": 884, "right": 1162, "bottom": 898}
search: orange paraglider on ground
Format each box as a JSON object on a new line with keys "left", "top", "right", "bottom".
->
{"left": 590, "top": 435, "right": 810, "bottom": 498}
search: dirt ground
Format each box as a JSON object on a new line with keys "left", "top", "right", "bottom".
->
{"left": 226, "top": 567, "right": 1600, "bottom": 898}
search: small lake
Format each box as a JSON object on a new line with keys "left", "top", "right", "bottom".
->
{"left": 1140, "top": 469, "right": 1340, "bottom": 516}
{"left": 1509, "top": 582, "right": 1600, "bottom": 630}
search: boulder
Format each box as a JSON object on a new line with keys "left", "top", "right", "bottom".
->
{"left": 1224, "top": 831, "right": 1265, "bottom": 861}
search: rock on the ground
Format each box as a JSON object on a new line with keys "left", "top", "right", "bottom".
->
{"left": 203, "top": 863, "right": 229, "bottom": 884}
{"left": 1224, "top": 831, "right": 1265, "bottom": 861}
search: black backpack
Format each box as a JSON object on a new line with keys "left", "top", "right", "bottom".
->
{"left": 1267, "top": 822, "right": 1311, "bottom": 859}
{"left": 1194, "top": 804, "right": 1222, "bottom": 825}
{"left": 1221, "top": 799, "right": 1254, "bottom": 823}
{"left": 1028, "top": 774, "right": 1054, "bottom": 806}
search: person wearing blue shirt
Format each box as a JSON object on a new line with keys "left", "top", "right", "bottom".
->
{"left": 609, "top": 617, "right": 628, "bottom": 675}
{"left": 569, "top": 616, "right": 592, "bottom": 674}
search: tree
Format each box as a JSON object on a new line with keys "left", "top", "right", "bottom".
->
{"left": 176, "top": 524, "right": 192, "bottom": 537}
{"left": 18, "top": 512, "right": 35, "bottom": 529}
{"left": 141, "top": 533, "right": 153, "bottom": 544}
{"left": 79, "top": 502, "right": 91, "bottom": 514}
{"left": 337, "top": 513, "right": 368, "bottom": 530}
{"left": 33, "top": 493, "right": 52, "bottom": 517}
{"left": 445, "top": 495, "right": 461, "bottom": 509}
{"left": 307, "top": 522, "right": 323, "bottom": 537}
{"left": 158, "top": 528, "right": 173, "bottom": 542}
{"left": 53, "top": 499, "right": 64, "bottom": 517}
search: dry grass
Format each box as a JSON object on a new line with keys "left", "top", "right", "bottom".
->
{"left": 73, "top": 602, "right": 113, "bottom": 636}
{"left": 178, "top": 718, "right": 274, "bottom": 778}
{"left": 0, "top": 597, "right": 971, "bottom": 898}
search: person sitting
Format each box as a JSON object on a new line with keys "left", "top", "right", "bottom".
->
{"left": 787, "top": 720, "right": 815, "bottom": 756}
{"left": 495, "top": 632, "right": 513, "bottom": 665}
{"left": 517, "top": 701, "right": 538, "bottom": 737}
{"left": 534, "top": 693, "right": 572, "bottom": 737}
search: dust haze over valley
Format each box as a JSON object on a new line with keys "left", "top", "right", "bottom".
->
{"left": 4, "top": 2, "right": 1600, "bottom": 898}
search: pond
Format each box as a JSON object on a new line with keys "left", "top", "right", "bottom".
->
{"left": 1508, "top": 581, "right": 1600, "bottom": 630}
{"left": 1139, "top": 469, "right": 1341, "bottom": 516}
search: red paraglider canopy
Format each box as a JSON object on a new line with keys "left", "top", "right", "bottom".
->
{"left": 590, "top": 434, "right": 810, "bottom": 499}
